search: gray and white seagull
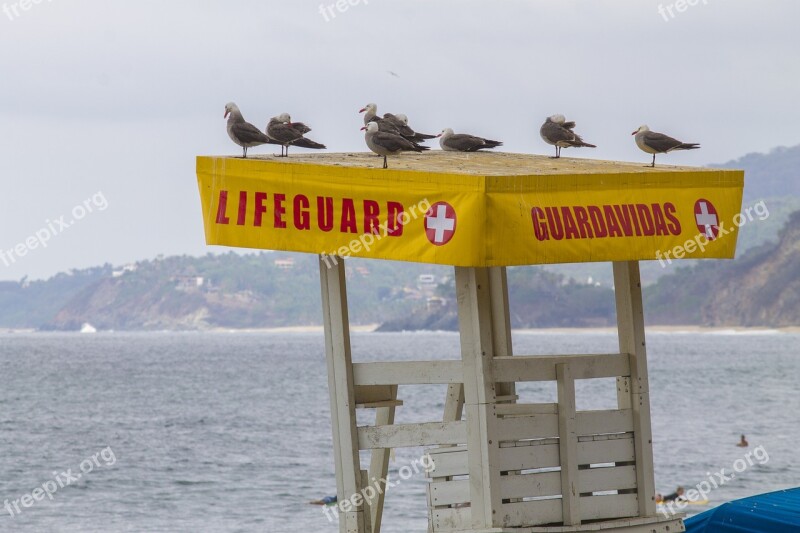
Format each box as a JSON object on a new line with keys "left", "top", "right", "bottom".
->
{"left": 361, "top": 121, "right": 428, "bottom": 169}
{"left": 359, "top": 103, "right": 435, "bottom": 143}
{"left": 224, "top": 102, "right": 275, "bottom": 158}
{"left": 437, "top": 128, "right": 502, "bottom": 152}
{"left": 539, "top": 114, "right": 596, "bottom": 158}
{"left": 632, "top": 125, "right": 700, "bottom": 167}
{"left": 266, "top": 113, "right": 326, "bottom": 157}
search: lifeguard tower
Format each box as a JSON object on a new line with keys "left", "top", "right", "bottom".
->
{"left": 197, "top": 152, "right": 743, "bottom": 533}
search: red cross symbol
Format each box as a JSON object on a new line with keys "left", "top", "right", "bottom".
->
{"left": 425, "top": 202, "right": 457, "bottom": 246}
{"left": 695, "top": 199, "right": 719, "bottom": 240}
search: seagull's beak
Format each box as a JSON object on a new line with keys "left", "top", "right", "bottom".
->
{"left": 359, "top": 108, "right": 366, "bottom": 113}
{"left": 360, "top": 126, "right": 367, "bottom": 131}
{"left": 631, "top": 130, "right": 638, "bottom": 135}
{"left": 436, "top": 133, "right": 442, "bottom": 138}
{"left": 224, "top": 110, "right": 229, "bottom": 118}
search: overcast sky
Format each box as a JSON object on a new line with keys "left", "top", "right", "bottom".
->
{"left": 1, "top": 0, "right": 799, "bottom": 280}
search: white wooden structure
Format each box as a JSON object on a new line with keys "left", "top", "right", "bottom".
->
{"left": 197, "top": 151, "right": 743, "bottom": 532}
{"left": 320, "top": 260, "right": 684, "bottom": 533}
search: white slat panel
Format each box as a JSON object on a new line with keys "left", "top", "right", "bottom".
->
{"left": 352, "top": 361, "right": 462, "bottom": 386}
{"left": 577, "top": 433, "right": 635, "bottom": 464}
{"left": 428, "top": 478, "right": 470, "bottom": 507}
{"left": 358, "top": 421, "right": 466, "bottom": 449}
{"left": 576, "top": 409, "right": 633, "bottom": 436}
{"left": 431, "top": 506, "right": 471, "bottom": 532}
{"left": 579, "top": 465, "right": 637, "bottom": 493}
{"left": 496, "top": 403, "right": 558, "bottom": 416}
{"left": 499, "top": 442, "right": 560, "bottom": 472}
{"left": 498, "top": 498, "right": 562, "bottom": 528}
{"left": 496, "top": 414, "right": 559, "bottom": 442}
{"left": 580, "top": 493, "right": 639, "bottom": 521}
{"left": 493, "top": 354, "right": 630, "bottom": 382}
{"left": 426, "top": 447, "right": 468, "bottom": 478}
{"left": 501, "top": 471, "right": 562, "bottom": 500}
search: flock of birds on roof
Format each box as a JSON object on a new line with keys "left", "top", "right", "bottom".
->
{"left": 223, "top": 102, "right": 700, "bottom": 169}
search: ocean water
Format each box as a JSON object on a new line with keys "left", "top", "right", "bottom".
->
{"left": 0, "top": 331, "right": 797, "bottom": 532}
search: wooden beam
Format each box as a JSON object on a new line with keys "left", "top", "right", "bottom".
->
{"left": 367, "top": 386, "right": 397, "bottom": 533}
{"left": 613, "top": 261, "right": 657, "bottom": 517}
{"left": 358, "top": 421, "right": 466, "bottom": 449}
{"left": 455, "top": 267, "right": 504, "bottom": 529}
{"left": 557, "top": 364, "right": 580, "bottom": 525}
{"left": 319, "top": 256, "right": 366, "bottom": 533}
{"left": 353, "top": 361, "right": 462, "bottom": 386}
{"left": 493, "top": 353, "right": 630, "bottom": 382}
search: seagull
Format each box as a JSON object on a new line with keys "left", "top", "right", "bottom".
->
{"left": 361, "top": 121, "right": 429, "bottom": 169}
{"left": 632, "top": 125, "right": 700, "bottom": 167}
{"left": 266, "top": 113, "right": 326, "bottom": 157}
{"left": 224, "top": 102, "right": 275, "bottom": 158}
{"left": 539, "top": 114, "right": 596, "bottom": 158}
{"left": 437, "top": 128, "right": 502, "bottom": 152}
{"left": 359, "top": 103, "right": 435, "bottom": 142}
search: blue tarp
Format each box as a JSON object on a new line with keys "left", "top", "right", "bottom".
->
{"left": 685, "top": 487, "right": 800, "bottom": 532}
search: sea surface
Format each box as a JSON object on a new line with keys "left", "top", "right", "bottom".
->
{"left": 0, "top": 330, "right": 797, "bottom": 532}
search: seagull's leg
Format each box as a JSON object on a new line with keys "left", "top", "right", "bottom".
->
{"left": 286, "top": 145, "right": 290, "bottom": 157}
{"left": 243, "top": 147, "right": 247, "bottom": 159}
{"left": 652, "top": 154, "right": 656, "bottom": 167}
{"left": 383, "top": 156, "right": 388, "bottom": 169}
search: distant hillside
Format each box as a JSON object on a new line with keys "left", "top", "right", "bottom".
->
{"left": 548, "top": 144, "right": 800, "bottom": 287}
{"left": 714, "top": 145, "right": 800, "bottom": 202}
{"left": 645, "top": 211, "right": 800, "bottom": 326}
{"left": 379, "top": 268, "right": 616, "bottom": 331}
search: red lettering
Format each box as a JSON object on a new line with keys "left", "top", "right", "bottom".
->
{"left": 340, "top": 198, "right": 358, "bottom": 233}
{"left": 215, "top": 190, "right": 230, "bottom": 225}
{"left": 573, "top": 206, "right": 593, "bottom": 238}
{"left": 363, "top": 200, "right": 381, "bottom": 235}
{"left": 604, "top": 205, "right": 622, "bottom": 237}
{"left": 254, "top": 192, "right": 267, "bottom": 227}
{"left": 387, "top": 202, "right": 405, "bottom": 236}
{"left": 545, "top": 207, "right": 564, "bottom": 240}
{"left": 664, "top": 202, "right": 681, "bottom": 235}
{"left": 531, "top": 208, "right": 548, "bottom": 240}
{"left": 294, "top": 195, "right": 310, "bottom": 230}
{"left": 588, "top": 206, "right": 607, "bottom": 238}
{"left": 614, "top": 205, "right": 633, "bottom": 236}
{"left": 651, "top": 203, "right": 669, "bottom": 236}
{"left": 318, "top": 197, "right": 334, "bottom": 232}
{"left": 274, "top": 194, "right": 286, "bottom": 229}
{"left": 636, "top": 204, "right": 655, "bottom": 236}
{"left": 561, "top": 207, "right": 579, "bottom": 240}
{"left": 629, "top": 204, "right": 642, "bottom": 236}
{"left": 237, "top": 191, "right": 247, "bottom": 226}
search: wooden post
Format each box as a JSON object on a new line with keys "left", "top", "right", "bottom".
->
{"left": 367, "top": 387, "right": 397, "bottom": 533}
{"left": 613, "top": 261, "right": 657, "bottom": 517}
{"left": 320, "top": 256, "right": 367, "bottom": 533}
{"left": 455, "top": 267, "right": 503, "bottom": 529}
{"left": 557, "top": 363, "right": 579, "bottom": 525}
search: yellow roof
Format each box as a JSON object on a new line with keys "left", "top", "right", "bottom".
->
{"left": 196, "top": 152, "right": 744, "bottom": 267}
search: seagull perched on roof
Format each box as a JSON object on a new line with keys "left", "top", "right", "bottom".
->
{"left": 361, "top": 122, "right": 428, "bottom": 169}
{"left": 359, "top": 103, "right": 435, "bottom": 143}
{"left": 539, "top": 114, "right": 596, "bottom": 158}
{"left": 266, "top": 113, "right": 326, "bottom": 157}
{"left": 632, "top": 125, "right": 700, "bottom": 167}
{"left": 224, "top": 102, "right": 275, "bottom": 158}
{"left": 437, "top": 128, "right": 502, "bottom": 152}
